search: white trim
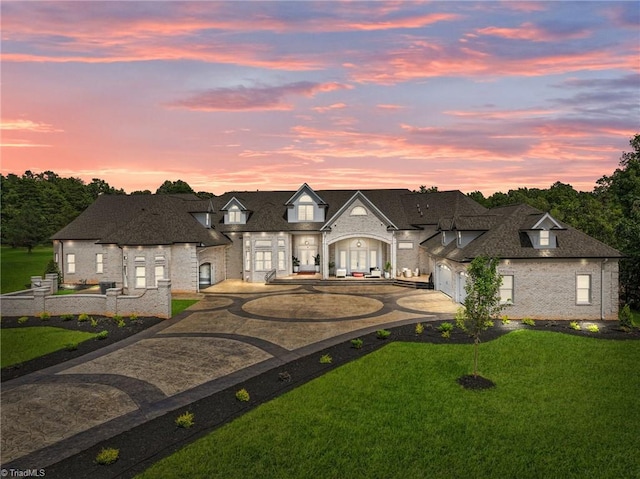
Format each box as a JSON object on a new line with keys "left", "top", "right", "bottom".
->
{"left": 532, "top": 212, "right": 562, "bottom": 230}
{"left": 321, "top": 190, "right": 398, "bottom": 231}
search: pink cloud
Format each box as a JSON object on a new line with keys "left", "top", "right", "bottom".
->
{"left": 168, "top": 82, "right": 352, "bottom": 112}
{"left": 312, "top": 103, "right": 347, "bottom": 113}
{"left": 476, "top": 22, "right": 590, "bottom": 42}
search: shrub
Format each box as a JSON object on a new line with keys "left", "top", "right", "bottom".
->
{"left": 441, "top": 330, "right": 451, "bottom": 339}
{"left": 438, "top": 322, "right": 453, "bottom": 332}
{"left": 78, "top": 313, "right": 90, "bottom": 322}
{"left": 96, "top": 330, "right": 109, "bottom": 340}
{"left": 376, "top": 329, "right": 391, "bottom": 339}
{"left": 351, "top": 338, "right": 363, "bottom": 349}
{"left": 320, "top": 354, "right": 332, "bottom": 364}
{"left": 619, "top": 304, "right": 633, "bottom": 330}
{"left": 236, "top": 388, "right": 250, "bottom": 402}
{"left": 501, "top": 315, "right": 511, "bottom": 325}
{"left": 569, "top": 321, "right": 581, "bottom": 331}
{"left": 61, "top": 314, "right": 74, "bottom": 321}
{"left": 175, "top": 411, "right": 195, "bottom": 428}
{"left": 18, "top": 316, "right": 28, "bottom": 324}
{"left": 90, "top": 318, "right": 99, "bottom": 328}
{"left": 415, "top": 322, "right": 424, "bottom": 335}
{"left": 116, "top": 318, "right": 125, "bottom": 328}
{"left": 522, "top": 318, "right": 535, "bottom": 327}
{"left": 486, "top": 320, "right": 494, "bottom": 328}
{"left": 95, "top": 447, "right": 119, "bottom": 465}
{"left": 587, "top": 324, "right": 600, "bottom": 333}
{"left": 65, "top": 342, "right": 78, "bottom": 351}
{"left": 129, "top": 314, "right": 139, "bottom": 321}
{"left": 39, "top": 311, "right": 51, "bottom": 321}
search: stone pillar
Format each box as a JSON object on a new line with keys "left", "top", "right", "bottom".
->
{"left": 157, "top": 279, "right": 172, "bottom": 319}
{"left": 106, "top": 288, "right": 119, "bottom": 316}
{"left": 45, "top": 273, "right": 59, "bottom": 293}
{"left": 33, "top": 288, "right": 47, "bottom": 316}
{"left": 31, "top": 276, "right": 43, "bottom": 290}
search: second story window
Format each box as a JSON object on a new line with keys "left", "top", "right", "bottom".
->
{"left": 540, "top": 230, "right": 550, "bottom": 247}
{"left": 228, "top": 205, "right": 241, "bottom": 223}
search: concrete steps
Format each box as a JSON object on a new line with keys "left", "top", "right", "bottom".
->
{"left": 268, "top": 278, "right": 434, "bottom": 290}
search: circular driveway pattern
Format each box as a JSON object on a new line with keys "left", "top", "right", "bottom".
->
{"left": 242, "top": 293, "right": 384, "bottom": 320}
{"left": 396, "top": 291, "right": 460, "bottom": 313}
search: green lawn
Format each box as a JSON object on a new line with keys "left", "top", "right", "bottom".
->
{"left": 139, "top": 330, "right": 640, "bottom": 479}
{"left": 1, "top": 326, "right": 98, "bottom": 368}
{"left": 1, "top": 245, "right": 53, "bottom": 294}
{"left": 171, "top": 299, "right": 199, "bottom": 317}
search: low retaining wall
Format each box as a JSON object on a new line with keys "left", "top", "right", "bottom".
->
{"left": 1, "top": 275, "right": 171, "bottom": 319}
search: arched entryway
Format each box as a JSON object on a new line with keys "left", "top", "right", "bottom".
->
{"left": 199, "top": 263, "right": 212, "bottom": 289}
{"left": 332, "top": 237, "right": 388, "bottom": 276}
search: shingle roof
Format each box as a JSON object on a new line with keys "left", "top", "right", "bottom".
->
{"left": 422, "top": 203, "right": 622, "bottom": 260}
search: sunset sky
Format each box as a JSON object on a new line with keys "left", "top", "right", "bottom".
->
{"left": 1, "top": 1, "right": 638, "bottom": 195}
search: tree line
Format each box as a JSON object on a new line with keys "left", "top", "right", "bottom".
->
{"left": 2, "top": 135, "right": 638, "bottom": 306}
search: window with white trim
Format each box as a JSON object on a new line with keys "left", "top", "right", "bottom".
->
{"left": 500, "top": 275, "right": 514, "bottom": 304}
{"left": 154, "top": 265, "right": 165, "bottom": 286}
{"left": 228, "top": 205, "right": 241, "bottom": 223}
{"left": 576, "top": 274, "right": 591, "bottom": 304}
{"left": 351, "top": 206, "right": 367, "bottom": 216}
{"left": 96, "top": 253, "right": 104, "bottom": 273}
{"left": 278, "top": 250, "right": 285, "bottom": 270}
{"left": 255, "top": 251, "right": 272, "bottom": 271}
{"left": 67, "top": 254, "right": 76, "bottom": 274}
{"left": 245, "top": 251, "right": 251, "bottom": 271}
{"left": 540, "top": 230, "right": 550, "bottom": 247}
{"left": 398, "top": 242, "right": 414, "bottom": 249}
{"left": 298, "top": 204, "right": 314, "bottom": 221}
{"left": 135, "top": 266, "right": 146, "bottom": 288}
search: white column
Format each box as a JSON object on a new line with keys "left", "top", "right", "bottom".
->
{"left": 391, "top": 232, "right": 397, "bottom": 278}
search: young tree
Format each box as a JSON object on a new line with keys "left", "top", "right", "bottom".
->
{"left": 456, "top": 256, "right": 506, "bottom": 378}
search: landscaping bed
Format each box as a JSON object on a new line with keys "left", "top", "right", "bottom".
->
{"left": 37, "top": 319, "right": 638, "bottom": 479}
{"left": 1, "top": 314, "right": 163, "bottom": 382}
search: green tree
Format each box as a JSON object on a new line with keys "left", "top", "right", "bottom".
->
{"left": 156, "top": 180, "right": 194, "bottom": 194}
{"left": 456, "top": 256, "right": 506, "bottom": 378}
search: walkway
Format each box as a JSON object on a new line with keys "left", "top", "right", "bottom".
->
{"left": 1, "top": 281, "right": 458, "bottom": 470}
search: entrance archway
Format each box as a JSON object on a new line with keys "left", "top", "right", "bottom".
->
{"left": 199, "top": 263, "right": 212, "bottom": 288}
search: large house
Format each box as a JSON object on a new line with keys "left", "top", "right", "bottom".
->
{"left": 51, "top": 183, "right": 621, "bottom": 320}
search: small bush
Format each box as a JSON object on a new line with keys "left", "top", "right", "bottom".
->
{"left": 486, "top": 320, "right": 494, "bottom": 328}
{"left": 415, "top": 322, "right": 424, "bottom": 335}
{"left": 236, "top": 388, "right": 250, "bottom": 402}
{"left": 129, "top": 314, "right": 139, "bottom": 321}
{"left": 438, "top": 322, "right": 453, "bottom": 332}
{"left": 95, "top": 447, "right": 119, "bottom": 465}
{"left": 376, "top": 329, "right": 391, "bottom": 339}
{"left": 351, "top": 338, "right": 363, "bottom": 349}
{"left": 569, "top": 321, "right": 581, "bottom": 331}
{"left": 90, "top": 318, "right": 99, "bottom": 328}
{"left": 78, "top": 313, "right": 90, "bottom": 322}
{"left": 39, "top": 311, "right": 51, "bottom": 321}
{"left": 65, "top": 342, "right": 78, "bottom": 351}
{"left": 441, "top": 330, "right": 451, "bottom": 339}
{"left": 522, "top": 318, "right": 535, "bottom": 327}
{"left": 619, "top": 304, "right": 633, "bottom": 330}
{"left": 116, "top": 318, "right": 126, "bottom": 328}
{"left": 320, "top": 354, "right": 333, "bottom": 364}
{"left": 96, "top": 330, "right": 109, "bottom": 340}
{"left": 587, "top": 324, "right": 600, "bottom": 333}
{"left": 18, "top": 316, "right": 29, "bottom": 324}
{"left": 175, "top": 411, "right": 195, "bottom": 429}
{"left": 501, "top": 315, "right": 511, "bottom": 325}
{"left": 61, "top": 314, "right": 75, "bottom": 321}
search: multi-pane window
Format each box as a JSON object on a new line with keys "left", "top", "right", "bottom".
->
{"left": 154, "top": 265, "right": 165, "bottom": 286}
{"left": 135, "top": 266, "right": 146, "bottom": 288}
{"left": 255, "top": 251, "right": 272, "bottom": 271}
{"left": 96, "top": 253, "right": 104, "bottom": 273}
{"left": 576, "top": 274, "right": 591, "bottom": 304}
{"left": 245, "top": 251, "right": 251, "bottom": 271}
{"left": 298, "top": 204, "right": 314, "bottom": 221}
{"left": 540, "top": 230, "right": 550, "bottom": 247}
{"left": 351, "top": 206, "right": 367, "bottom": 216}
{"left": 228, "top": 206, "right": 241, "bottom": 223}
{"left": 499, "top": 275, "right": 514, "bottom": 304}
{"left": 67, "top": 254, "right": 76, "bottom": 273}
{"left": 278, "top": 250, "right": 285, "bottom": 270}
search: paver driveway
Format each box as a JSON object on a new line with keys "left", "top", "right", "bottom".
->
{"left": 1, "top": 281, "right": 458, "bottom": 469}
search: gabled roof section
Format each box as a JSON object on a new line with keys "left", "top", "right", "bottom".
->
{"left": 401, "top": 190, "right": 488, "bottom": 226}
{"left": 524, "top": 212, "right": 564, "bottom": 230}
{"left": 321, "top": 190, "right": 398, "bottom": 231}
{"left": 284, "top": 183, "right": 327, "bottom": 206}
{"left": 221, "top": 196, "right": 247, "bottom": 211}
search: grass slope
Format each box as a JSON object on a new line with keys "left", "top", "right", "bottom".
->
{"left": 1, "top": 326, "right": 98, "bottom": 368}
{"left": 1, "top": 245, "right": 52, "bottom": 294}
{"left": 139, "top": 330, "right": 640, "bottom": 479}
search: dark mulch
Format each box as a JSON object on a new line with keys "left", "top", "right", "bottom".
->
{"left": 3, "top": 319, "right": 639, "bottom": 479}
{"left": 1, "top": 314, "right": 163, "bottom": 382}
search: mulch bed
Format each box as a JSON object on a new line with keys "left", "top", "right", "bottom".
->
{"left": 2, "top": 318, "right": 638, "bottom": 479}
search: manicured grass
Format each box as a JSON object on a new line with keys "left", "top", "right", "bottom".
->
{"left": 1, "top": 245, "right": 53, "bottom": 294}
{"left": 632, "top": 309, "right": 640, "bottom": 327}
{"left": 139, "top": 331, "right": 640, "bottom": 479}
{"left": 1, "top": 326, "right": 98, "bottom": 368}
{"left": 171, "top": 299, "right": 199, "bottom": 317}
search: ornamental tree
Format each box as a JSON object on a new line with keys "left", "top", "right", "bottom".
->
{"left": 456, "top": 256, "right": 506, "bottom": 378}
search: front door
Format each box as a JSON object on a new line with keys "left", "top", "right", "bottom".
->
{"left": 199, "top": 263, "right": 212, "bottom": 288}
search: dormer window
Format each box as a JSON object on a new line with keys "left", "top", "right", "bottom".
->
{"left": 228, "top": 205, "right": 241, "bottom": 223}
{"left": 351, "top": 206, "right": 367, "bottom": 216}
{"left": 539, "top": 230, "right": 550, "bottom": 247}
{"left": 298, "top": 194, "right": 314, "bottom": 221}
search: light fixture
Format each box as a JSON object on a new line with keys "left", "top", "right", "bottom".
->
{"left": 305, "top": 240, "right": 309, "bottom": 245}
{"left": 356, "top": 241, "right": 361, "bottom": 247}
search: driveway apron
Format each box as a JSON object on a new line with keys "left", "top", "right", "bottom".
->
{"left": 1, "top": 281, "right": 458, "bottom": 469}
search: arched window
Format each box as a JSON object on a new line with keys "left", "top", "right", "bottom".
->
{"left": 351, "top": 206, "right": 367, "bottom": 216}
